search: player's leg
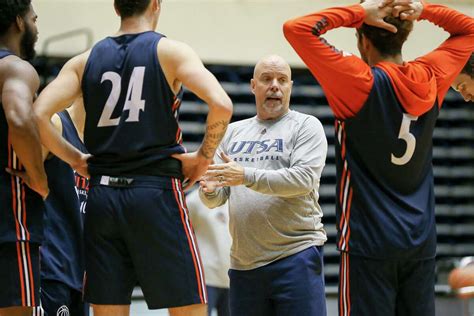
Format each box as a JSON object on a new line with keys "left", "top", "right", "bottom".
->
{"left": 338, "top": 252, "right": 397, "bottom": 316}
{"left": 39, "top": 280, "right": 73, "bottom": 316}
{"left": 37, "top": 281, "right": 89, "bottom": 316}
{"left": 82, "top": 184, "right": 137, "bottom": 316}
{"left": 91, "top": 305, "right": 130, "bottom": 316}
{"left": 269, "top": 246, "right": 326, "bottom": 316}
{"left": 0, "top": 307, "right": 33, "bottom": 316}
{"left": 123, "top": 177, "right": 206, "bottom": 312}
{"left": 70, "top": 288, "right": 89, "bottom": 316}
{"left": 396, "top": 258, "right": 435, "bottom": 316}
{"left": 168, "top": 304, "right": 207, "bottom": 316}
{"left": 202, "top": 287, "right": 230, "bottom": 316}
{"left": 0, "top": 242, "right": 40, "bottom": 316}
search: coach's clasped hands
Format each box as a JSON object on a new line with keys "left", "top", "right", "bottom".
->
{"left": 200, "top": 152, "right": 244, "bottom": 192}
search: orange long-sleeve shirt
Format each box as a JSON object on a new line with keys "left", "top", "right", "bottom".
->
{"left": 283, "top": 2, "right": 474, "bottom": 119}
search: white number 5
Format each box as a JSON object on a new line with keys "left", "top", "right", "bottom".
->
{"left": 97, "top": 67, "right": 146, "bottom": 127}
{"left": 391, "top": 113, "right": 418, "bottom": 166}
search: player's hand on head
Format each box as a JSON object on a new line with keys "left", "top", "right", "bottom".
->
{"left": 361, "top": 0, "right": 398, "bottom": 33}
{"left": 379, "top": 0, "right": 423, "bottom": 21}
{"left": 172, "top": 151, "right": 212, "bottom": 190}
{"left": 6, "top": 167, "right": 50, "bottom": 200}
{"left": 391, "top": 0, "right": 423, "bottom": 21}
{"left": 378, "top": 0, "right": 395, "bottom": 8}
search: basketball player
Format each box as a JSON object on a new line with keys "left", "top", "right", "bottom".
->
{"left": 33, "top": 0, "right": 232, "bottom": 315}
{"left": 284, "top": 0, "right": 474, "bottom": 315}
{"left": 452, "top": 53, "right": 473, "bottom": 102}
{"left": 0, "top": 1, "right": 48, "bottom": 315}
{"left": 35, "top": 100, "right": 89, "bottom": 316}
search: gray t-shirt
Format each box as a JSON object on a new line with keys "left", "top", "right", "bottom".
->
{"left": 200, "top": 110, "right": 328, "bottom": 270}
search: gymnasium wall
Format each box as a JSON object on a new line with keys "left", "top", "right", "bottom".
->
{"left": 34, "top": 0, "right": 474, "bottom": 66}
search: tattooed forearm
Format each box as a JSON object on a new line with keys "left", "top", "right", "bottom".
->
{"left": 207, "top": 120, "right": 228, "bottom": 130}
{"left": 199, "top": 119, "right": 229, "bottom": 159}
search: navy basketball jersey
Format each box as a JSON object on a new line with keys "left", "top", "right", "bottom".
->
{"left": 41, "top": 111, "right": 87, "bottom": 290}
{"left": 335, "top": 67, "right": 438, "bottom": 259}
{"left": 82, "top": 31, "right": 185, "bottom": 177}
{"left": 0, "top": 50, "right": 44, "bottom": 244}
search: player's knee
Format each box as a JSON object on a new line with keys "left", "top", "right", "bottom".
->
{"left": 0, "top": 306, "right": 33, "bottom": 316}
{"left": 91, "top": 304, "right": 130, "bottom": 316}
{"left": 168, "top": 303, "right": 207, "bottom": 316}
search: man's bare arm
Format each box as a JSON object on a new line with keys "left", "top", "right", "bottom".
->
{"left": 159, "top": 39, "right": 233, "bottom": 187}
{"left": 2, "top": 58, "right": 48, "bottom": 197}
{"left": 34, "top": 52, "right": 90, "bottom": 177}
{"left": 40, "top": 113, "right": 63, "bottom": 162}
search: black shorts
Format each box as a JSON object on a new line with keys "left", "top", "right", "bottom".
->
{"left": 0, "top": 242, "right": 40, "bottom": 308}
{"left": 338, "top": 252, "right": 435, "bottom": 316}
{"left": 84, "top": 175, "right": 207, "bottom": 309}
{"left": 33, "top": 280, "right": 89, "bottom": 316}
{"left": 0, "top": 175, "right": 44, "bottom": 244}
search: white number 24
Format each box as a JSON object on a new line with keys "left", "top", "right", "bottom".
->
{"left": 391, "top": 113, "right": 418, "bottom": 166}
{"left": 97, "top": 67, "right": 146, "bottom": 127}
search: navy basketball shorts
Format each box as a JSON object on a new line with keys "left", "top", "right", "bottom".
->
{"left": 0, "top": 242, "right": 40, "bottom": 308}
{"left": 83, "top": 175, "right": 207, "bottom": 309}
{"left": 338, "top": 252, "right": 435, "bottom": 316}
{"left": 33, "top": 280, "right": 89, "bottom": 316}
{"left": 229, "top": 246, "right": 327, "bottom": 316}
